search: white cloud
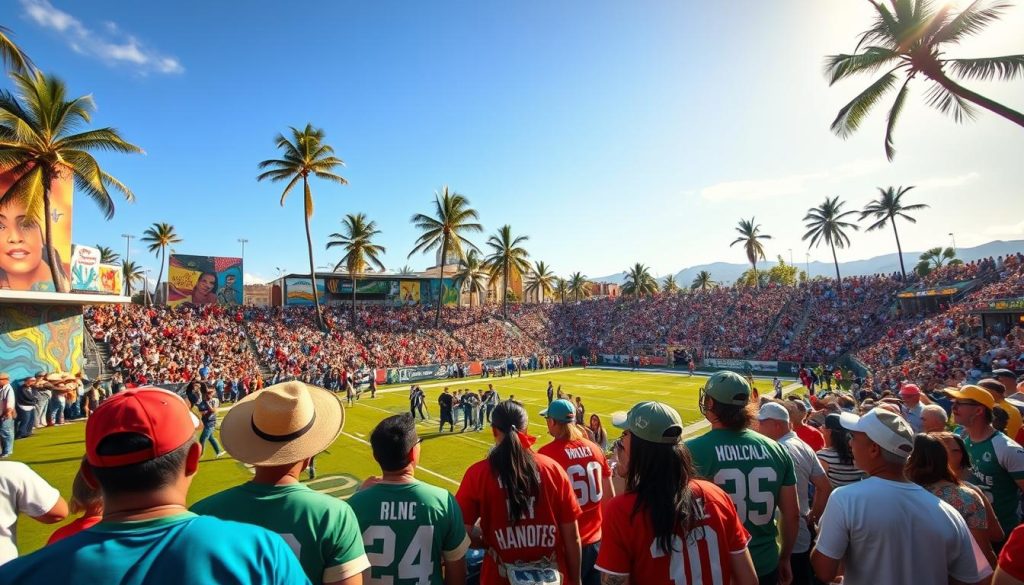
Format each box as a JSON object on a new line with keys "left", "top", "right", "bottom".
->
{"left": 912, "top": 172, "right": 980, "bottom": 191}
{"left": 700, "top": 172, "right": 826, "bottom": 202}
{"left": 21, "top": 0, "right": 184, "bottom": 75}
{"left": 244, "top": 273, "right": 268, "bottom": 285}
{"left": 985, "top": 219, "right": 1024, "bottom": 237}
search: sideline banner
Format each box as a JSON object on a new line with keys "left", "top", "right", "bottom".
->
{"left": 703, "top": 358, "right": 779, "bottom": 374}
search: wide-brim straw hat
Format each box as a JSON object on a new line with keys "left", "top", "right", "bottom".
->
{"left": 220, "top": 380, "right": 345, "bottom": 466}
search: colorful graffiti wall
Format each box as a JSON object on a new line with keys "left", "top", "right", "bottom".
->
{"left": 0, "top": 304, "right": 83, "bottom": 382}
{"left": 0, "top": 167, "right": 73, "bottom": 293}
{"left": 167, "top": 255, "right": 243, "bottom": 305}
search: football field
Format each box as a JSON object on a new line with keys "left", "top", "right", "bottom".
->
{"left": 13, "top": 367, "right": 769, "bottom": 555}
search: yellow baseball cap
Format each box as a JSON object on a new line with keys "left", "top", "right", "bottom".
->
{"left": 943, "top": 385, "right": 995, "bottom": 410}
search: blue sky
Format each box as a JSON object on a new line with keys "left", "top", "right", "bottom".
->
{"left": 9, "top": 0, "right": 1024, "bottom": 284}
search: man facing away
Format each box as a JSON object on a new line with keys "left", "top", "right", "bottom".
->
{"left": 349, "top": 414, "right": 469, "bottom": 585}
{"left": 2, "top": 387, "right": 309, "bottom": 584}
{"left": 192, "top": 381, "right": 370, "bottom": 585}
{"left": 811, "top": 407, "right": 991, "bottom": 585}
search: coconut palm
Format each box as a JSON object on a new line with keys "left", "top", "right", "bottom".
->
{"left": 691, "top": 270, "right": 716, "bottom": 292}
{"left": 0, "top": 25, "right": 32, "bottom": 73}
{"left": 398, "top": 265, "right": 415, "bottom": 275}
{"left": 257, "top": 124, "right": 347, "bottom": 330}
{"left": 484, "top": 225, "right": 531, "bottom": 320}
{"left": 121, "top": 260, "right": 144, "bottom": 297}
{"left": 326, "top": 213, "right": 386, "bottom": 328}
{"left": 140, "top": 222, "right": 182, "bottom": 300}
{"left": 915, "top": 246, "right": 962, "bottom": 276}
{"left": 525, "top": 260, "right": 556, "bottom": 303}
{"left": 568, "top": 272, "right": 590, "bottom": 302}
{"left": 622, "top": 263, "right": 659, "bottom": 297}
{"left": 729, "top": 218, "right": 772, "bottom": 288}
{"left": 803, "top": 196, "right": 860, "bottom": 284}
{"left": 554, "top": 278, "right": 570, "bottom": 305}
{"left": 826, "top": 0, "right": 1024, "bottom": 160}
{"left": 860, "top": 185, "right": 929, "bottom": 279}
{"left": 0, "top": 71, "right": 142, "bottom": 292}
{"left": 408, "top": 187, "right": 483, "bottom": 326}
{"left": 662, "top": 274, "right": 681, "bottom": 294}
{"left": 453, "top": 249, "right": 488, "bottom": 308}
{"left": 96, "top": 245, "right": 120, "bottom": 265}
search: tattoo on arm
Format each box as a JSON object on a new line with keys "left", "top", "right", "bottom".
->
{"left": 601, "top": 574, "right": 628, "bottom": 585}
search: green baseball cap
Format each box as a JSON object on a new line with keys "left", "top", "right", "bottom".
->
{"left": 702, "top": 371, "right": 751, "bottom": 406}
{"left": 540, "top": 399, "right": 576, "bottom": 423}
{"left": 611, "top": 401, "right": 684, "bottom": 444}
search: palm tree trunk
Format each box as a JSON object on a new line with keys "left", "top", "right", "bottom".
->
{"left": 503, "top": 264, "right": 509, "bottom": 320}
{"left": 931, "top": 71, "right": 1024, "bottom": 128}
{"left": 752, "top": 262, "right": 758, "bottom": 289}
{"left": 302, "top": 177, "right": 325, "bottom": 330}
{"left": 831, "top": 241, "right": 842, "bottom": 284}
{"left": 42, "top": 179, "right": 70, "bottom": 293}
{"left": 435, "top": 234, "right": 447, "bottom": 327}
{"left": 891, "top": 217, "right": 906, "bottom": 280}
{"left": 156, "top": 247, "right": 166, "bottom": 304}
{"left": 351, "top": 272, "right": 357, "bottom": 330}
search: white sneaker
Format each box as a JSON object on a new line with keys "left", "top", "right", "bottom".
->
{"left": 216, "top": 451, "right": 226, "bottom": 458}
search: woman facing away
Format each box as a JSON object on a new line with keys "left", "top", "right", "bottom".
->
{"left": 455, "top": 400, "right": 583, "bottom": 585}
{"left": 936, "top": 431, "right": 1005, "bottom": 549}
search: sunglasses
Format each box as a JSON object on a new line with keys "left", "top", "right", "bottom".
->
{"left": 952, "top": 401, "right": 982, "bottom": 409}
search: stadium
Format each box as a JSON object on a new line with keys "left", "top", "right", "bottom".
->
{"left": 3, "top": 2, "right": 1024, "bottom": 584}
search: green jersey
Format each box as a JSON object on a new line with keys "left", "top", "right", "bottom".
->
{"left": 348, "top": 479, "right": 470, "bottom": 585}
{"left": 191, "top": 482, "right": 369, "bottom": 584}
{"left": 685, "top": 428, "right": 796, "bottom": 576}
{"left": 964, "top": 430, "right": 1024, "bottom": 536}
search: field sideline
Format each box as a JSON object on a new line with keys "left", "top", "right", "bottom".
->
{"left": 11, "top": 368, "right": 796, "bottom": 555}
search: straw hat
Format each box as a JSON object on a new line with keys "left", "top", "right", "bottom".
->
{"left": 219, "top": 380, "right": 345, "bottom": 466}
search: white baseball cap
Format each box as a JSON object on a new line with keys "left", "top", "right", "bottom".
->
{"left": 839, "top": 408, "right": 914, "bottom": 459}
{"left": 757, "top": 402, "right": 790, "bottom": 422}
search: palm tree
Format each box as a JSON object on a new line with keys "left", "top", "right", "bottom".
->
{"left": 525, "top": 260, "right": 556, "bottom": 303}
{"left": 803, "top": 196, "right": 860, "bottom": 284}
{"left": 398, "top": 265, "right": 415, "bottom": 275}
{"left": 860, "top": 185, "right": 929, "bottom": 279}
{"left": 96, "top": 245, "right": 120, "bottom": 265}
{"left": 408, "top": 187, "right": 483, "bottom": 326}
{"left": 662, "top": 274, "right": 680, "bottom": 294}
{"left": 122, "top": 260, "right": 144, "bottom": 297}
{"left": 140, "top": 222, "right": 182, "bottom": 300}
{"left": 554, "top": 278, "right": 570, "bottom": 305}
{"left": 691, "top": 270, "right": 715, "bottom": 292}
{"left": 568, "top": 272, "right": 590, "bottom": 302}
{"left": 622, "top": 263, "right": 659, "bottom": 297}
{"left": 453, "top": 249, "right": 488, "bottom": 308}
{"left": 484, "top": 225, "right": 531, "bottom": 320}
{"left": 915, "top": 246, "right": 962, "bottom": 276}
{"left": 826, "top": 0, "right": 1024, "bottom": 160}
{"left": 729, "top": 218, "right": 772, "bottom": 288}
{"left": 0, "top": 71, "right": 142, "bottom": 292}
{"left": 326, "top": 213, "right": 386, "bottom": 328}
{"left": 0, "top": 25, "right": 32, "bottom": 73}
{"left": 257, "top": 124, "right": 347, "bottom": 330}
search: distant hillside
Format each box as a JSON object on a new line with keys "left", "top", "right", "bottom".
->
{"left": 591, "top": 240, "right": 1024, "bottom": 286}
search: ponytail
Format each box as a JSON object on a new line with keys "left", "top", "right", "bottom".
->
{"left": 488, "top": 400, "right": 540, "bottom": 525}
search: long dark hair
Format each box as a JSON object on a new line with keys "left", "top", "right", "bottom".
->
{"left": 829, "top": 427, "right": 855, "bottom": 465}
{"left": 906, "top": 433, "right": 959, "bottom": 486}
{"left": 627, "top": 433, "right": 697, "bottom": 555}
{"left": 488, "top": 400, "right": 540, "bottom": 524}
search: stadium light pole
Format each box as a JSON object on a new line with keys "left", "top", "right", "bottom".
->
{"left": 949, "top": 232, "right": 957, "bottom": 254}
{"left": 238, "top": 238, "right": 248, "bottom": 262}
{"left": 805, "top": 252, "right": 810, "bottom": 278}
{"left": 122, "top": 234, "right": 135, "bottom": 264}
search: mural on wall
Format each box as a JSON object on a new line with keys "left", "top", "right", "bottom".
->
{"left": 0, "top": 167, "right": 74, "bottom": 293}
{"left": 399, "top": 281, "right": 421, "bottom": 304}
{"left": 98, "top": 264, "right": 123, "bottom": 295}
{"left": 0, "top": 304, "right": 83, "bottom": 382}
{"left": 167, "top": 254, "right": 243, "bottom": 305}
{"left": 284, "top": 277, "right": 327, "bottom": 306}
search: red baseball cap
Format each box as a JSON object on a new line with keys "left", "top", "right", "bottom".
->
{"left": 86, "top": 387, "right": 199, "bottom": 468}
{"left": 899, "top": 384, "right": 921, "bottom": 396}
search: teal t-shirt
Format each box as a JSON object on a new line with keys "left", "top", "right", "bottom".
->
{"left": 0, "top": 513, "right": 309, "bottom": 585}
{"left": 348, "top": 479, "right": 471, "bottom": 585}
{"left": 192, "top": 482, "right": 369, "bottom": 584}
{"left": 685, "top": 428, "right": 797, "bottom": 576}
{"left": 965, "top": 430, "right": 1024, "bottom": 536}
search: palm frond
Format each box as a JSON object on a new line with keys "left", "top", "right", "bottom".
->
{"left": 824, "top": 47, "right": 901, "bottom": 85}
{"left": 831, "top": 71, "right": 900, "bottom": 138}
{"left": 932, "top": 0, "right": 1012, "bottom": 45}
{"left": 923, "top": 81, "right": 978, "bottom": 123}
{"left": 884, "top": 77, "right": 912, "bottom": 160}
{"left": 947, "top": 55, "right": 1024, "bottom": 81}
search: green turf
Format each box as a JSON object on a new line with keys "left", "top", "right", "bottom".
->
{"left": 12, "top": 367, "right": 727, "bottom": 555}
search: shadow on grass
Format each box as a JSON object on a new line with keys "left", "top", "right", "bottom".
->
{"left": 19, "top": 456, "right": 87, "bottom": 466}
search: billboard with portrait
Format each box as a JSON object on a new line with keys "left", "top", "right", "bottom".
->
{"left": 399, "top": 280, "right": 421, "bottom": 304}
{"left": 0, "top": 167, "right": 73, "bottom": 293}
{"left": 167, "top": 255, "right": 243, "bottom": 306}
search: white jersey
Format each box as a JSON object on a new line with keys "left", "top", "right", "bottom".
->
{"left": 1, "top": 461, "right": 61, "bottom": 565}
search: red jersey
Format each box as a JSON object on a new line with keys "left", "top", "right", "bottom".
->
{"left": 538, "top": 437, "right": 612, "bottom": 545}
{"left": 596, "top": 480, "right": 750, "bottom": 584}
{"left": 456, "top": 452, "right": 582, "bottom": 584}
{"left": 1000, "top": 525, "right": 1024, "bottom": 580}
{"left": 795, "top": 424, "right": 825, "bottom": 452}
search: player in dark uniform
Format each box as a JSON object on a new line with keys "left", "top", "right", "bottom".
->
{"left": 438, "top": 388, "right": 455, "bottom": 432}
